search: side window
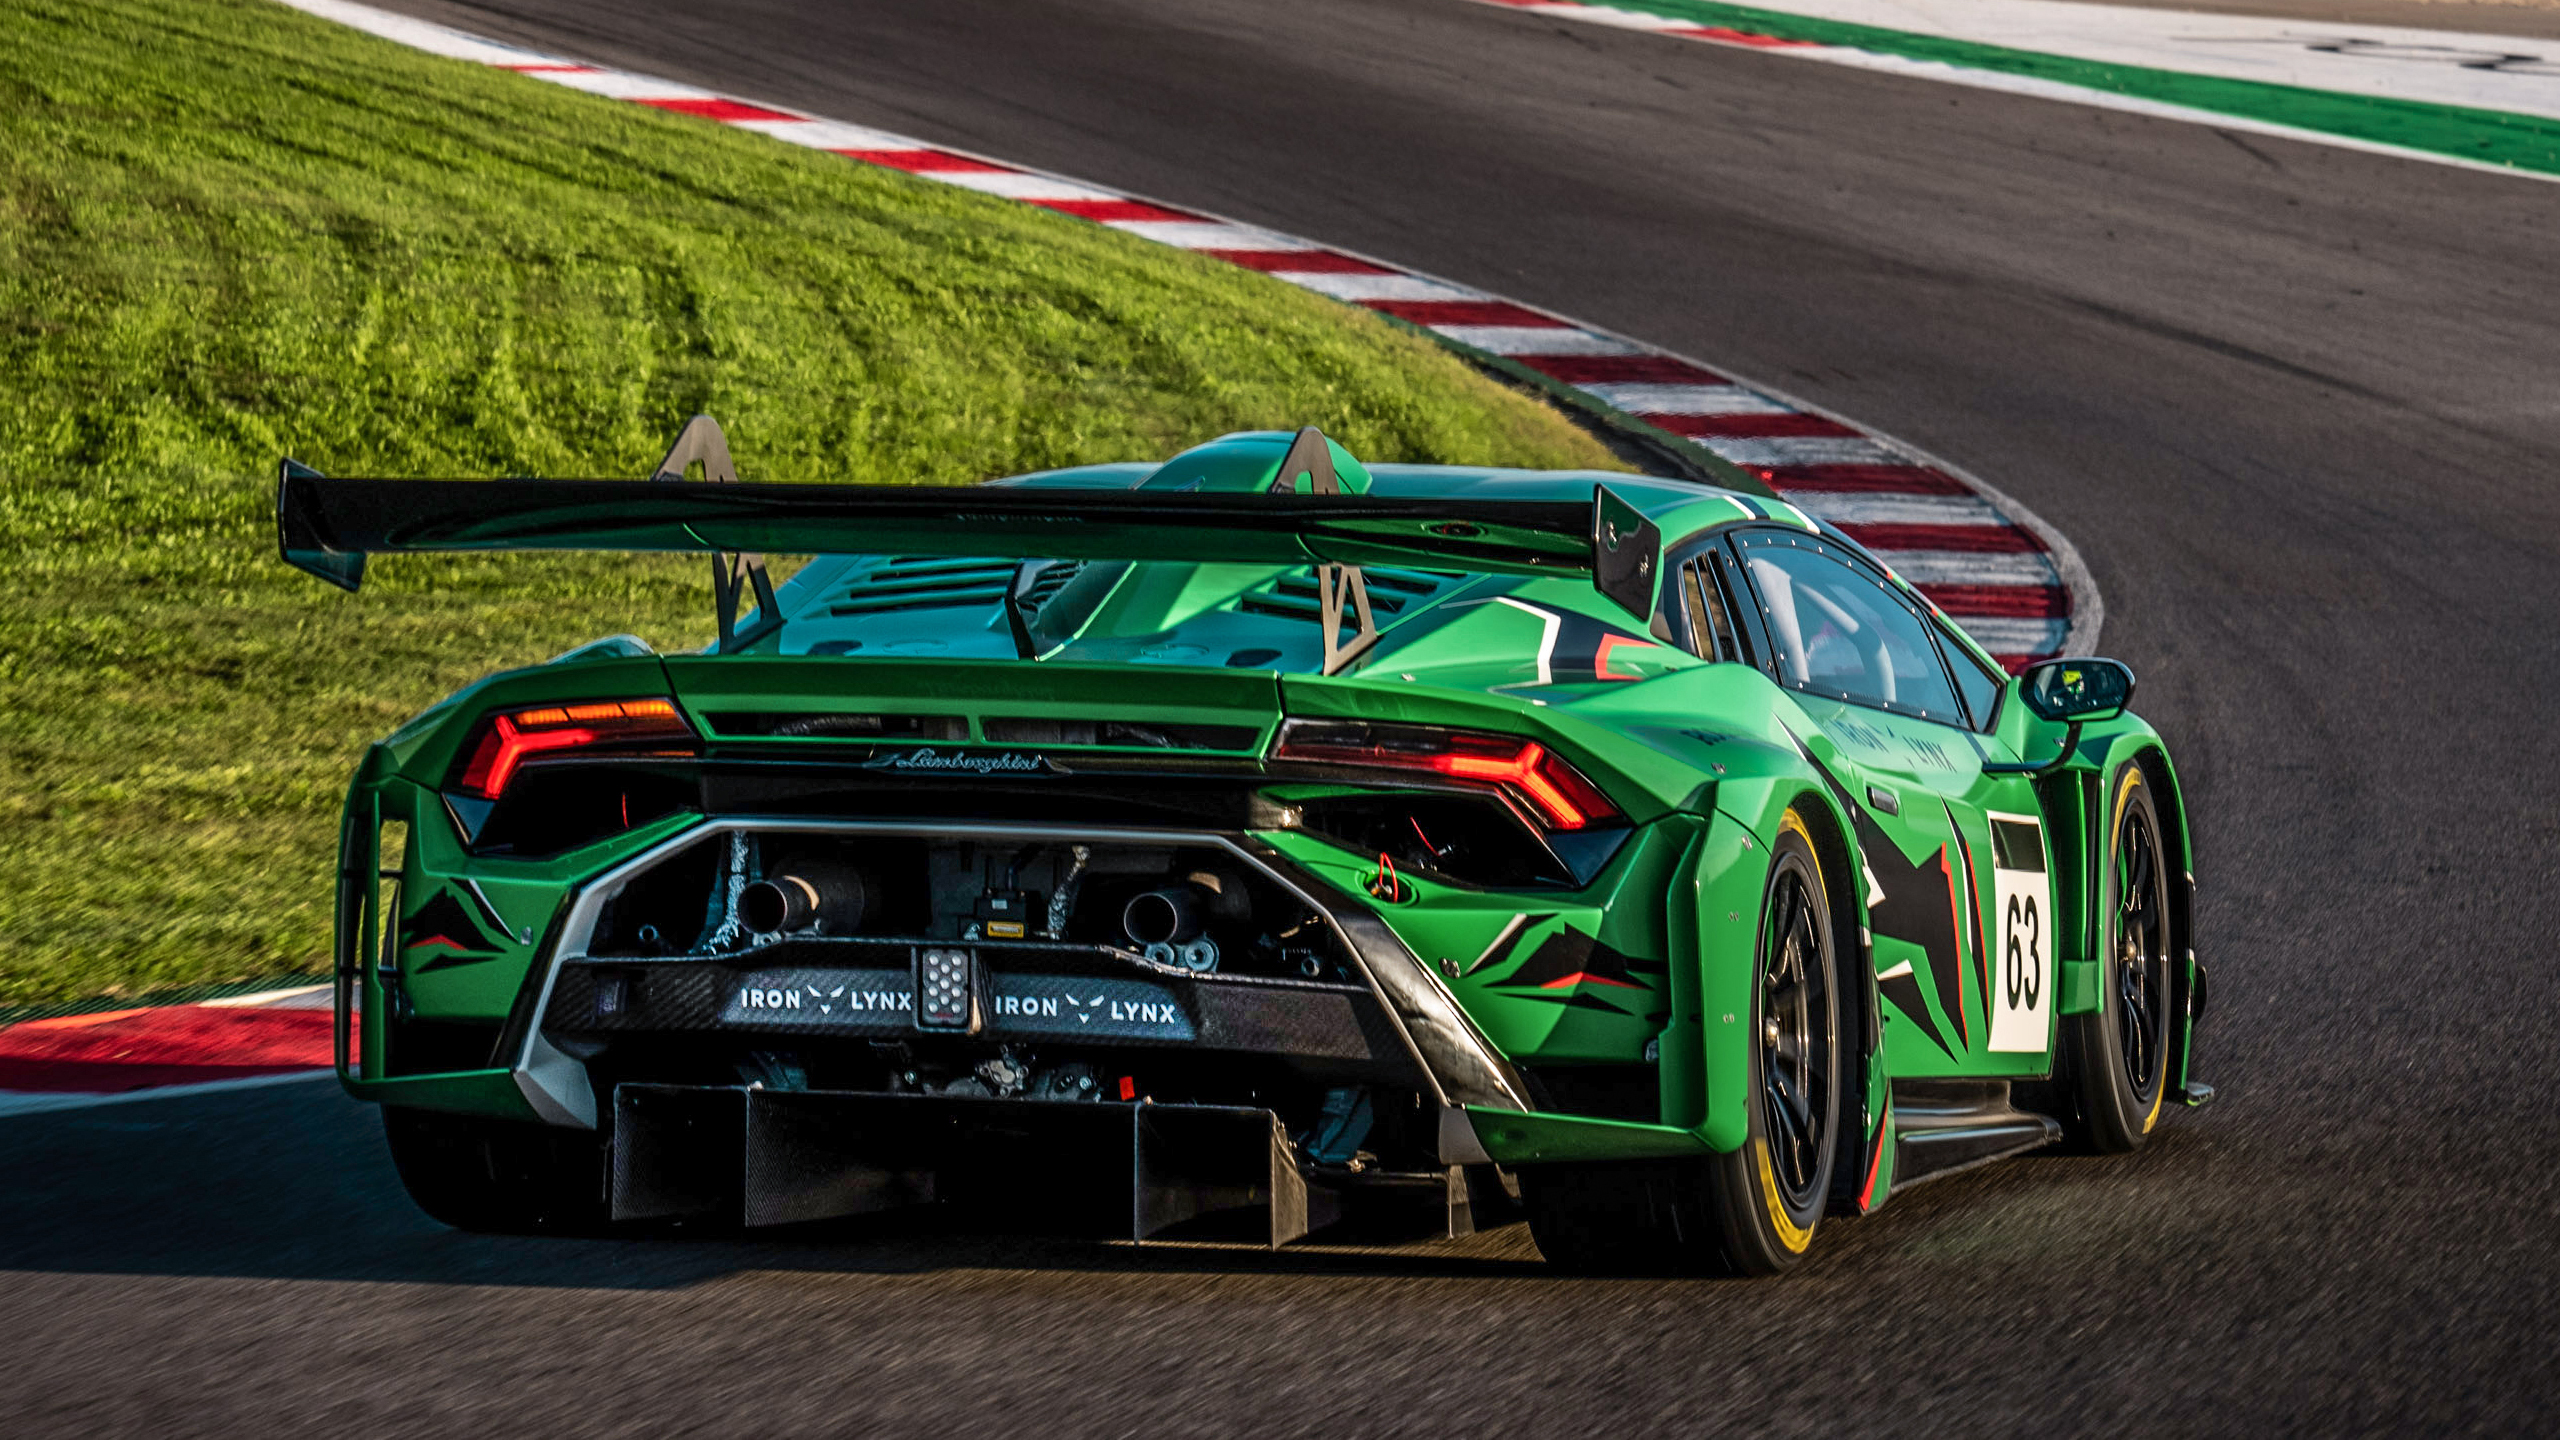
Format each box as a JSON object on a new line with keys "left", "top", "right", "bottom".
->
{"left": 1938, "top": 626, "right": 2007, "bottom": 731}
{"left": 1734, "top": 534, "right": 1968, "bottom": 725}
{"left": 1678, "top": 557, "right": 1745, "bottom": 663}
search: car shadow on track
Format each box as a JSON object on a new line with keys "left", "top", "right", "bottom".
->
{"left": 0, "top": 1079, "right": 1555, "bottom": 1289}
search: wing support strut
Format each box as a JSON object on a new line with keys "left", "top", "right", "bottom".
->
{"left": 1271, "top": 427, "right": 1377, "bottom": 675}
{"left": 651, "top": 415, "right": 779, "bottom": 653}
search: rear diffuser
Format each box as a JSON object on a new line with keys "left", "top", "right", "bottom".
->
{"left": 609, "top": 1084, "right": 1470, "bottom": 1247}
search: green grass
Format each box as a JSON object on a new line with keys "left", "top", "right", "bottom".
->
{"left": 0, "top": 0, "right": 1620, "bottom": 1006}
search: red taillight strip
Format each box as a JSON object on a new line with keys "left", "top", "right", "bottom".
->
{"left": 1271, "top": 721, "right": 1623, "bottom": 831}
{"left": 453, "top": 698, "right": 695, "bottom": 800}
{"left": 1432, "top": 740, "right": 1616, "bottom": 831}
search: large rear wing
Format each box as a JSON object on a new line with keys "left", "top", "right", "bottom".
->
{"left": 277, "top": 424, "right": 1664, "bottom": 660}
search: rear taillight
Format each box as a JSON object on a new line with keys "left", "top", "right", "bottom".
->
{"left": 1270, "top": 719, "right": 1623, "bottom": 831}
{"left": 451, "top": 698, "right": 697, "bottom": 801}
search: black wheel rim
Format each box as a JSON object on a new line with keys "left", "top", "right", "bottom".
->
{"left": 1760, "top": 865, "right": 1832, "bottom": 1207}
{"left": 2113, "top": 799, "right": 2170, "bottom": 1101}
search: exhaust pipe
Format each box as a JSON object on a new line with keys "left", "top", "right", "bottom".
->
{"left": 741, "top": 863, "right": 869, "bottom": 935}
{"left": 1123, "top": 873, "right": 1249, "bottom": 972}
{"left": 1121, "top": 886, "right": 1206, "bottom": 947}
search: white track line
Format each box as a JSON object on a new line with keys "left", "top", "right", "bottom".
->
{"left": 1277, "top": 273, "right": 1494, "bottom": 303}
{"left": 1423, "top": 325, "right": 1650, "bottom": 356}
{"left": 1580, "top": 383, "right": 1793, "bottom": 415}
{"left": 199, "top": 984, "right": 331, "bottom": 1008}
{"left": 0, "top": 1069, "right": 334, "bottom": 1118}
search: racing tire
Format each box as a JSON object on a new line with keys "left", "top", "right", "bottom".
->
{"left": 1520, "top": 809, "right": 1843, "bottom": 1276}
{"left": 2060, "top": 763, "right": 2175, "bottom": 1153}
{"left": 381, "top": 1105, "right": 611, "bottom": 1235}
{"left": 1699, "top": 810, "right": 1843, "bottom": 1275}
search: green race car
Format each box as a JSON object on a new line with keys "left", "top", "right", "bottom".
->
{"left": 282, "top": 421, "right": 2208, "bottom": 1274}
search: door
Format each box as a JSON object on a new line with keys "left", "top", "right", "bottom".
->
{"left": 1724, "top": 530, "right": 2053, "bottom": 1077}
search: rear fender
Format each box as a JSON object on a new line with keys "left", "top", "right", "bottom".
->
{"left": 1687, "top": 768, "right": 1876, "bottom": 1162}
{"left": 334, "top": 748, "right": 680, "bottom": 1120}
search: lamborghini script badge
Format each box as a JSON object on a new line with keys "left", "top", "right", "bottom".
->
{"left": 859, "top": 747, "right": 1065, "bottom": 776}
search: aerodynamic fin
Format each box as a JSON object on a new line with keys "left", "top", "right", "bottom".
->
{"left": 1271, "top": 426, "right": 1378, "bottom": 673}
{"left": 648, "top": 415, "right": 778, "bottom": 653}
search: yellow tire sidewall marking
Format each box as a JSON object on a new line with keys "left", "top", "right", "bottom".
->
{"left": 1758, "top": 804, "right": 1822, "bottom": 1253}
{"left": 1778, "top": 806, "right": 1817, "bottom": 869}
{"left": 2112, "top": 767, "right": 2169, "bottom": 1134}
{"left": 1755, "top": 1139, "right": 1816, "bottom": 1253}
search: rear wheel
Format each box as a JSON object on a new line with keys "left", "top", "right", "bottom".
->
{"left": 2061, "top": 764, "right": 2174, "bottom": 1152}
{"left": 381, "top": 1106, "right": 610, "bottom": 1235}
{"left": 1521, "top": 809, "right": 1841, "bottom": 1275}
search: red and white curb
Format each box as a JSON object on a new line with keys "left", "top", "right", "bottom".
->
{"left": 0, "top": 987, "right": 334, "bottom": 1116}
{"left": 1474, "top": 0, "right": 1831, "bottom": 50}
{"left": 275, "top": 0, "right": 2095, "bottom": 664}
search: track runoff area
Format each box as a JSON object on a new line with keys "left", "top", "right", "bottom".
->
{"left": 1464, "top": 0, "right": 2560, "bottom": 182}
{"left": 0, "top": 0, "right": 2096, "bottom": 1110}
{"left": 1464, "top": 0, "right": 2560, "bottom": 179}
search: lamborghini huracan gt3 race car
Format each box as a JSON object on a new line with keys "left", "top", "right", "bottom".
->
{"left": 281, "top": 421, "right": 2210, "bottom": 1274}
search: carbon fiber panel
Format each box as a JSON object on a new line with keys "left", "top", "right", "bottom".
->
{"left": 549, "top": 954, "right": 1401, "bottom": 1066}
{"left": 610, "top": 1084, "right": 1320, "bottom": 1245}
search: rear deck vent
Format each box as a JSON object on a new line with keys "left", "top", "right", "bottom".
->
{"left": 1014, "top": 560, "right": 1087, "bottom": 614}
{"left": 826, "top": 556, "right": 1014, "bottom": 617}
{"left": 1234, "top": 566, "right": 1462, "bottom": 628}
{"left": 711, "top": 712, "right": 969, "bottom": 741}
{"left": 979, "top": 718, "right": 1262, "bottom": 751}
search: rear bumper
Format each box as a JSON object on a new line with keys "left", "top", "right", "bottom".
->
{"left": 339, "top": 796, "right": 1741, "bottom": 1172}
{"left": 345, "top": 815, "right": 1540, "bottom": 1157}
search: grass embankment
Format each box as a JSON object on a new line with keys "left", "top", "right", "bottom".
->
{"left": 0, "top": 0, "right": 1619, "bottom": 1007}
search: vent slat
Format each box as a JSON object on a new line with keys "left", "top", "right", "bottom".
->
{"left": 827, "top": 555, "right": 1016, "bottom": 617}
{"left": 1237, "top": 564, "right": 1456, "bottom": 627}
{"left": 829, "top": 587, "right": 1008, "bottom": 616}
{"left": 1266, "top": 578, "right": 1406, "bottom": 614}
{"left": 834, "top": 575, "right": 1012, "bottom": 601}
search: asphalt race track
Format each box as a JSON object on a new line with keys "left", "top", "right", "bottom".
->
{"left": 8, "top": 1, "right": 2558, "bottom": 1432}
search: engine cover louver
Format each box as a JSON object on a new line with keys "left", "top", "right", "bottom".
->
{"left": 1234, "top": 565, "right": 1461, "bottom": 629}
{"left": 825, "top": 556, "right": 1016, "bottom": 617}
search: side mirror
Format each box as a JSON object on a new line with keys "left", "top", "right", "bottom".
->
{"left": 1985, "top": 657, "right": 2135, "bottom": 775}
{"left": 2020, "top": 657, "right": 2135, "bottom": 723}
